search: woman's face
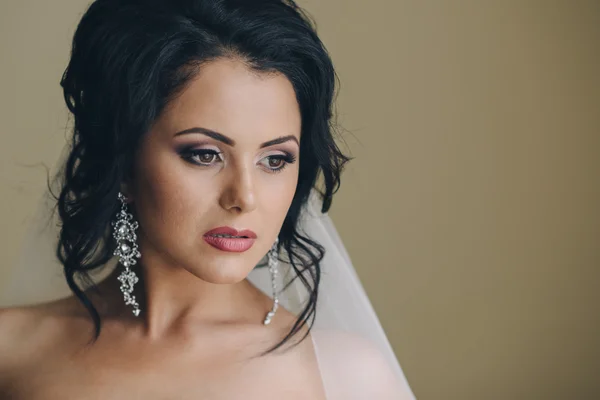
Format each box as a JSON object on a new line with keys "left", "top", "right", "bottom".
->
{"left": 127, "top": 58, "right": 301, "bottom": 284}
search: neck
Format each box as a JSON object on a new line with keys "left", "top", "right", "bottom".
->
{"left": 93, "top": 254, "right": 268, "bottom": 340}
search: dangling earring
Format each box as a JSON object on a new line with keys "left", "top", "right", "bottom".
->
{"left": 112, "top": 192, "right": 142, "bottom": 317}
{"left": 263, "top": 237, "right": 279, "bottom": 325}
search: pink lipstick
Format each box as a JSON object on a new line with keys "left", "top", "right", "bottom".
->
{"left": 203, "top": 226, "right": 257, "bottom": 253}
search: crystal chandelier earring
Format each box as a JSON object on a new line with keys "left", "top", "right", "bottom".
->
{"left": 111, "top": 192, "right": 142, "bottom": 317}
{"left": 263, "top": 237, "right": 279, "bottom": 325}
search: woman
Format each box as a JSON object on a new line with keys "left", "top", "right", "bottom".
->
{"left": 0, "top": 0, "right": 416, "bottom": 398}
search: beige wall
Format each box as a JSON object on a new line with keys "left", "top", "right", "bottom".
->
{"left": 1, "top": 1, "right": 599, "bottom": 399}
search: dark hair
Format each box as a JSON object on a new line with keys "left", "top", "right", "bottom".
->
{"left": 55, "top": 0, "right": 350, "bottom": 354}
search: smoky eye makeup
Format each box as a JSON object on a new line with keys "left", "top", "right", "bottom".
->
{"left": 176, "top": 144, "right": 224, "bottom": 166}
{"left": 174, "top": 141, "right": 299, "bottom": 172}
{"left": 258, "top": 150, "right": 297, "bottom": 173}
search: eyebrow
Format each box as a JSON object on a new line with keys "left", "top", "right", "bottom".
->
{"left": 174, "top": 127, "right": 299, "bottom": 148}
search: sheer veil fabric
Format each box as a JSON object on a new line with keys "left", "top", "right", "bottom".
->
{"left": 1, "top": 164, "right": 416, "bottom": 399}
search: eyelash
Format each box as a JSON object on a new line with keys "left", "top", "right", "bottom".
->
{"left": 181, "top": 148, "right": 297, "bottom": 173}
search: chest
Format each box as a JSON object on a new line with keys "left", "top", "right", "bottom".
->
{"left": 6, "top": 335, "right": 326, "bottom": 399}
{"left": 11, "top": 369, "right": 319, "bottom": 399}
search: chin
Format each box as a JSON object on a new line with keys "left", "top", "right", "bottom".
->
{"left": 188, "top": 260, "right": 255, "bottom": 285}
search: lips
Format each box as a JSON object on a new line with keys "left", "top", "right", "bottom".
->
{"left": 203, "top": 226, "right": 257, "bottom": 252}
{"left": 204, "top": 226, "right": 257, "bottom": 238}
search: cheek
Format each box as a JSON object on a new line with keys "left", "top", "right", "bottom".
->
{"left": 132, "top": 152, "right": 215, "bottom": 245}
{"left": 262, "top": 170, "right": 299, "bottom": 223}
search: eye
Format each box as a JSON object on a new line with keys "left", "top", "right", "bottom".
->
{"left": 182, "top": 149, "right": 223, "bottom": 166}
{"left": 268, "top": 157, "right": 285, "bottom": 169}
{"left": 259, "top": 153, "right": 297, "bottom": 173}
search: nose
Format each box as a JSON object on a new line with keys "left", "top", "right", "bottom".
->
{"left": 218, "top": 165, "right": 257, "bottom": 214}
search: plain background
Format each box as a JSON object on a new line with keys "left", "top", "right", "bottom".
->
{"left": 1, "top": 1, "right": 599, "bottom": 399}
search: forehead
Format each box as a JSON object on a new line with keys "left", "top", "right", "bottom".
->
{"left": 158, "top": 58, "right": 301, "bottom": 142}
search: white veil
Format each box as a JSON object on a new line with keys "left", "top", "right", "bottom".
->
{"left": 0, "top": 160, "right": 416, "bottom": 399}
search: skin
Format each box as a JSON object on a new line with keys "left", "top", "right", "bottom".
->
{"left": 0, "top": 58, "right": 328, "bottom": 399}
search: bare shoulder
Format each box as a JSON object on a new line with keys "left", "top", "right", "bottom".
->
{"left": 0, "top": 306, "right": 43, "bottom": 363}
{"left": 0, "top": 305, "right": 41, "bottom": 393}
{"left": 0, "top": 297, "right": 82, "bottom": 371}
{"left": 310, "top": 330, "right": 415, "bottom": 400}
